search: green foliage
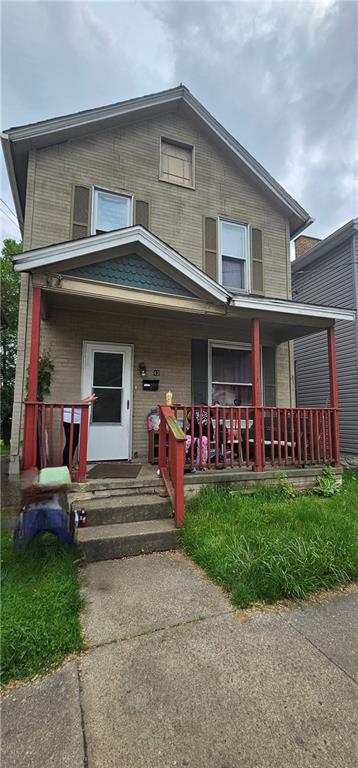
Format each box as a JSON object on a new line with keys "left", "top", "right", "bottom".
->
{"left": 1, "top": 533, "right": 85, "bottom": 685}
{"left": 312, "top": 464, "right": 342, "bottom": 497}
{"left": 1, "top": 239, "right": 22, "bottom": 444}
{"left": 26, "top": 349, "right": 55, "bottom": 401}
{"left": 179, "top": 472, "right": 358, "bottom": 608}
{"left": 277, "top": 473, "right": 296, "bottom": 499}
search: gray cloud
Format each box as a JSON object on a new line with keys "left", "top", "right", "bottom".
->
{"left": 1, "top": 0, "right": 357, "bottom": 242}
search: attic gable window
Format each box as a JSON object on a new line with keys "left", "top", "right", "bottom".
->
{"left": 160, "top": 138, "right": 194, "bottom": 188}
{"left": 92, "top": 188, "right": 132, "bottom": 235}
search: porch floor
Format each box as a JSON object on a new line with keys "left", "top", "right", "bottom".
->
{"left": 71, "top": 460, "right": 341, "bottom": 495}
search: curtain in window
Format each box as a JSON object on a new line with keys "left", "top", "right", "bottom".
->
{"left": 212, "top": 348, "right": 251, "bottom": 383}
{"left": 212, "top": 347, "right": 252, "bottom": 406}
{"left": 96, "top": 192, "right": 130, "bottom": 233}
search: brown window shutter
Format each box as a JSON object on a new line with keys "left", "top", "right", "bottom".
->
{"left": 203, "top": 217, "right": 218, "bottom": 280}
{"left": 135, "top": 200, "right": 150, "bottom": 229}
{"left": 251, "top": 228, "right": 264, "bottom": 295}
{"left": 71, "top": 185, "right": 90, "bottom": 240}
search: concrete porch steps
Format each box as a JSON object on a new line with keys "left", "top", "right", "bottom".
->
{"left": 76, "top": 494, "right": 172, "bottom": 527}
{"left": 77, "top": 518, "right": 177, "bottom": 563}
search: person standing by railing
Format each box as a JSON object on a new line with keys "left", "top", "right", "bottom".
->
{"left": 63, "top": 394, "right": 97, "bottom": 468}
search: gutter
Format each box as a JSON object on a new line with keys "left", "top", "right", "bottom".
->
{"left": 0, "top": 133, "right": 24, "bottom": 234}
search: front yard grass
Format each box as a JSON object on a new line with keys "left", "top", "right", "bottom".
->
{"left": 1, "top": 533, "right": 84, "bottom": 686}
{"left": 180, "top": 471, "right": 358, "bottom": 608}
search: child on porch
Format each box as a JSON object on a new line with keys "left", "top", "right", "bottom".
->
{"left": 185, "top": 408, "right": 213, "bottom": 468}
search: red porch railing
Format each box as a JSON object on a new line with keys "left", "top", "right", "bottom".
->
{"left": 158, "top": 404, "right": 340, "bottom": 522}
{"left": 22, "top": 401, "right": 90, "bottom": 482}
{"left": 171, "top": 405, "right": 340, "bottom": 471}
{"left": 158, "top": 405, "right": 186, "bottom": 526}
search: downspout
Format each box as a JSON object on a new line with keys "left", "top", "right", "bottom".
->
{"left": 286, "top": 222, "right": 294, "bottom": 407}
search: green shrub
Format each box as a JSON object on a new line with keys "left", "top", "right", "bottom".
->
{"left": 312, "top": 464, "right": 342, "bottom": 497}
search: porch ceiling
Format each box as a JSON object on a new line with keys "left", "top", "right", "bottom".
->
{"left": 42, "top": 288, "right": 354, "bottom": 346}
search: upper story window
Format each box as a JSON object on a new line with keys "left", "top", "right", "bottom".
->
{"left": 92, "top": 188, "right": 132, "bottom": 235}
{"left": 220, "top": 220, "right": 249, "bottom": 292}
{"left": 160, "top": 138, "right": 194, "bottom": 188}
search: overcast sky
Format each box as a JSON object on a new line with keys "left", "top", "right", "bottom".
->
{"left": 1, "top": 0, "right": 357, "bottom": 244}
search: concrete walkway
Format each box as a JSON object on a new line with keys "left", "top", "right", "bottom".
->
{"left": 2, "top": 552, "right": 357, "bottom": 768}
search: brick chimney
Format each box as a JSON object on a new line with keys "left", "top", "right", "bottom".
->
{"left": 294, "top": 235, "right": 321, "bottom": 259}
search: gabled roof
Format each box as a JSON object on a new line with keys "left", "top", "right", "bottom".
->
{"left": 2, "top": 85, "right": 312, "bottom": 236}
{"left": 11, "top": 224, "right": 231, "bottom": 304}
{"left": 292, "top": 218, "right": 358, "bottom": 273}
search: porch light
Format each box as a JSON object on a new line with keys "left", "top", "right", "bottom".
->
{"left": 139, "top": 362, "right": 147, "bottom": 377}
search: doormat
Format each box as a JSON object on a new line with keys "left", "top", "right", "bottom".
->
{"left": 87, "top": 463, "right": 142, "bottom": 479}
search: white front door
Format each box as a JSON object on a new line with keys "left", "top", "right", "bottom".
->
{"left": 82, "top": 342, "right": 133, "bottom": 461}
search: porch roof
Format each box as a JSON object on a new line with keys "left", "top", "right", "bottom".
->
{"left": 16, "top": 225, "right": 356, "bottom": 341}
{"left": 12, "top": 225, "right": 230, "bottom": 305}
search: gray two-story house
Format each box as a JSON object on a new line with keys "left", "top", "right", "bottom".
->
{"left": 2, "top": 85, "right": 354, "bottom": 489}
{"left": 293, "top": 220, "right": 358, "bottom": 463}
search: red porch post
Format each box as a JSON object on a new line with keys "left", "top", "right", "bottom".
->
{"left": 251, "top": 318, "right": 264, "bottom": 471}
{"left": 327, "top": 324, "right": 341, "bottom": 466}
{"left": 22, "top": 286, "right": 42, "bottom": 470}
{"left": 77, "top": 405, "right": 90, "bottom": 482}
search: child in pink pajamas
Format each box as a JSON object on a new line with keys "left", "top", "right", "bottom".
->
{"left": 185, "top": 434, "right": 208, "bottom": 465}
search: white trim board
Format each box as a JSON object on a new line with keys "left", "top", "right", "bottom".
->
{"left": 13, "top": 225, "right": 230, "bottom": 304}
{"left": 230, "top": 295, "right": 356, "bottom": 323}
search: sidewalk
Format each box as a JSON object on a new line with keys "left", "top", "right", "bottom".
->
{"left": 2, "top": 552, "right": 357, "bottom": 768}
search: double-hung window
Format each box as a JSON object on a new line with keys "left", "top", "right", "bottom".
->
{"left": 211, "top": 343, "right": 252, "bottom": 406}
{"left": 220, "top": 220, "right": 249, "bottom": 292}
{"left": 92, "top": 188, "right": 132, "bottom": 235}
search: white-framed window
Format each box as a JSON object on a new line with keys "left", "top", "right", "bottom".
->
{"left": 209, "top": 341, "right": 253, "bottom": 406}
{"left": 92, "top": 188, "right": 132, "bottom": 235}
{"left": 219, "top": 219, "right": 249, "bottom": 292}
{"left": 159, "top": 137, "right": 194, "bottom": 188}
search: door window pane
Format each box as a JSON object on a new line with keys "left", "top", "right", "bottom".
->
{"left": 92, "top": 388, "right": 122, "bottom": 423}
{"left": 94, "top": 190, "right": 131, "bottom": 234}
{"left": 93, "top": 352, "right": 123, "bottom": 387}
